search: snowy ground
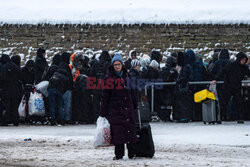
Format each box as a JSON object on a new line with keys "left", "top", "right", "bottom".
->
{"left": 0, "top": 122, "right": 250, "bottom": 167}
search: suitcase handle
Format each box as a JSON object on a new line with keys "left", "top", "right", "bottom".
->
{"left": 138, "top": 102, "right": 142, "bottom": 129}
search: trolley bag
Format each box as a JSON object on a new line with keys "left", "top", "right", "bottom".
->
{"left": 202, "top": 100, "right": 220, "bottom": 124}
{"left": 135, "top": 101, "right": 151, "bottom": 123}
{"left": 134, "top": 103, "right": 155, "bottom": 158}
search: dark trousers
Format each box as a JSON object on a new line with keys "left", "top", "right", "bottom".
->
{"left": 1, "top": 92, "right": 19, "bottom": 125}
{"left": 220, "top": 89, "right": 244, "bottom": 121}
{"left": 115, "top": 143, "right": 135, "bottom": 159}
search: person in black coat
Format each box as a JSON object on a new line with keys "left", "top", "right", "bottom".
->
{"left": 11, "top": 55, "right": 21, "bottom": 68}
{"left": 58, "top": 52, "right": 73, "bottom": 124}
{"left": 129, "top": 59, "right": 141, "bottom": 102}
{"left": 20, "top": 60, "right": 35, "bottom": 85}
{"left": 79, "top": 55, "right": 90, "bottom": 76}
{"left": 211, "top": 52, "right": 250, "bottom": 123}
{"left": 71, "top": 74, "right": 93, "bottom": 124}
{"left": 42, "top": 54, "right": 61, "bottom": 81}
{"left": 151, "top": 51, "right": 162, "bottom": 64}
{"left": 0, "top": 54, "right": 20, "bottom": 126}
{"left": 35, "top": 48, "right": 48, "bottom": 84}
{"left": 48, "top": 67, "right": 70, "bottom": 125}
{"left": 173, "top": 52, "right": 191, "bottom": 123}
{"left": 143, "top": 60, "right": 160, "bottom": 115}
{"left": 158, "top": 56, "right": 178, "bottom": 121}
{"left": 211, "top": 49, "right": 231, "bottom": 120}
{"left": 88, "top": 51, "right": 111, "bottom": 122}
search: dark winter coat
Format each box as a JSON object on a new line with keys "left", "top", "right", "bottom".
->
{"left": 159, "top": 57, "right": 178, "bottom": 106}
{"left": 59, "top": 62, "right": 73, "bottom": 91}
{"left": 124, "top": 58, "right": 132, "bottom": 70}
{"left": 89, "top": 52, "right": 111, "bottom": 121}
{"left": 176, "top": 52, "right": 191, "bottom": 92}
{"left": 216, "top": 52, "right": 250, "bottom": 94}
{"left": 0, "top": 54, "right": 20, "bottom": 94}
{"left": 129, "top": 68, "right": 141, "bottom": 102}
{"left": 0, "top": 61, "right": 3, "bottom": 89}
{"left": 100, "top": 66, "right": 138, "bottom": 145}
{"left": 48, "top": 68, "right": 69, "bottom": 94}
{"left": 71, "top": 74, "right": 93, "bottom": 123}
{"left": 20, "top": 60, "right": 35, "bottom": 85}
{"left": 35, "top": 54, "right": 48, "bottom": 84}
{"left": 0, "top": 54, "right": 20, "bottom": 124}
{"left": 174, "top": 52, "right": 191, "bottom": 120}
{"left": 211, "top": 49, "right": 230, "bottom": 80}
{"left": 190, "top": 60, "right": 207, "bottom": 81}
{"left": 186, "top": 50, "right": 196, "bottom": 65}
{"left": 42, "top": 64, "right": 58, "bottom": 81}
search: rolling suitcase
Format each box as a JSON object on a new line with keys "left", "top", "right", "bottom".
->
{"left": 134, "top": 103, "right": 155, "bottom": 158}
{"left": 135, "top": 101, "right": 151, "bottom": 123}
{"left": 202, "top": 100, "right": 220, "bottom": 124}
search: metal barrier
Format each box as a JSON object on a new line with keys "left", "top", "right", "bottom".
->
{"left": 144, "top": 80, "right": 250, "bottom": 114}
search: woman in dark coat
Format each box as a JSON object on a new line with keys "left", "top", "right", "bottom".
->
{"left": 35, "top": 48, "right": 48, "bottom": 84}
{"left": 173, "top": 52, "right": 191, "bottom": 122}
{"left": 100, "top": 54, "right": 138, "bottom": 160}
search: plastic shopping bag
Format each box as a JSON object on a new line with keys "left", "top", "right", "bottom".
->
{"left": 209, "top": 84, "right": 218, "bottom": 100}
{"left": 93, "top": 116, "right": 112, "bottom": 148}
{"left": 28, "top": 92, "right": 45, "bottom": 116}
{"left": 36, "top": 81, "right": 49, "bottom": 97}
{"left": 18, "top": 95, "right": 26, "bottom": 118}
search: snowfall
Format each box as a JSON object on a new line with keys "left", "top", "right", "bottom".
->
{"left": 0, "top": 122, "right": 250, "bottom": 167}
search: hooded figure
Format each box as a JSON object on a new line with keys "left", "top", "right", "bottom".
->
{"left": 124, "top": 50, "right": 136, "bottom": 70}
{"left": 151, "top": 51, "right": 161, "bottom": 63}
{"left": 158, "top": 56, "right": 178, "bottom": 121}
{"left": 11, "top": 55, "right": 21, "bottom": 68}
{"left": 88, "top": 51, "right": 111, "bottom": 122}
{"left": 0, "top": 54, "right": 20, "bottom": 126}
{"left": 42, "top": 54, "right": 61, "bottom": 81}
{"left": 20, "top": 60, "right": 35, "bottom": 85}
{"left": 173, "top": 52, "right": 191, "bottom": 122}
{"left": 214, "top": 52, "right": 250, "bottom": 123}
{"left": 35, "top": 48, "right": 48, "bottom": 84}
{"left": 79, "top": 55, "right": 90, "bottom": 76}
{"left": 71, "top": 74, "right": 92, "bottom": 124}
{"left": 211, "top": 49, "right": 230, "bottom": 81}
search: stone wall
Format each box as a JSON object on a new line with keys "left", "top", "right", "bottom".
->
{"left": 0, "top": 24, "right": 249, "bottom": 63}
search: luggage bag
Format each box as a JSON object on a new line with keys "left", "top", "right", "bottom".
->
{"left": 134, "top": 102, "right": 155, "bottom": 158}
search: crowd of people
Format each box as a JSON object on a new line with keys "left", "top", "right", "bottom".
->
{"left": 0, "top": 48, "right": 249, "bottom": 126}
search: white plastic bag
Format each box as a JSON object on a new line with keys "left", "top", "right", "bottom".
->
{"left": 28, "top": 92, "right": 45, "bottom": 116}
{"left": 18, "top": 95, "right": 26, "bottom": 118}
{"left": 209, "top": 84, "right": 218, "bottom": 100}
{"left": 93, "top": 117, "right": 112, "bottom": 148}
{"left": 36, "top": 81, "right": 49, "bottom": 97}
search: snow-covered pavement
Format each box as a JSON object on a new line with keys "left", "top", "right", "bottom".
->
{"left": 0, "top": 122, "right": 250, "bottom": 167}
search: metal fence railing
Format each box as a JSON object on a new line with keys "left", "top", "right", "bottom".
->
{"left": 144, "top": 80, "right": 250, "bottom": 114}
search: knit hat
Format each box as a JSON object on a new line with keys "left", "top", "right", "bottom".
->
{"left": 131, "top": 59, "right": 140, "bottom": 68}
{"left": 111, "top": 54, "right": 124, "bottom": 65}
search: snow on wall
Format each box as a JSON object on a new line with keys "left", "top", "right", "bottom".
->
{"left": 0, "top": 0, "right": 249, "bottom": 25}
